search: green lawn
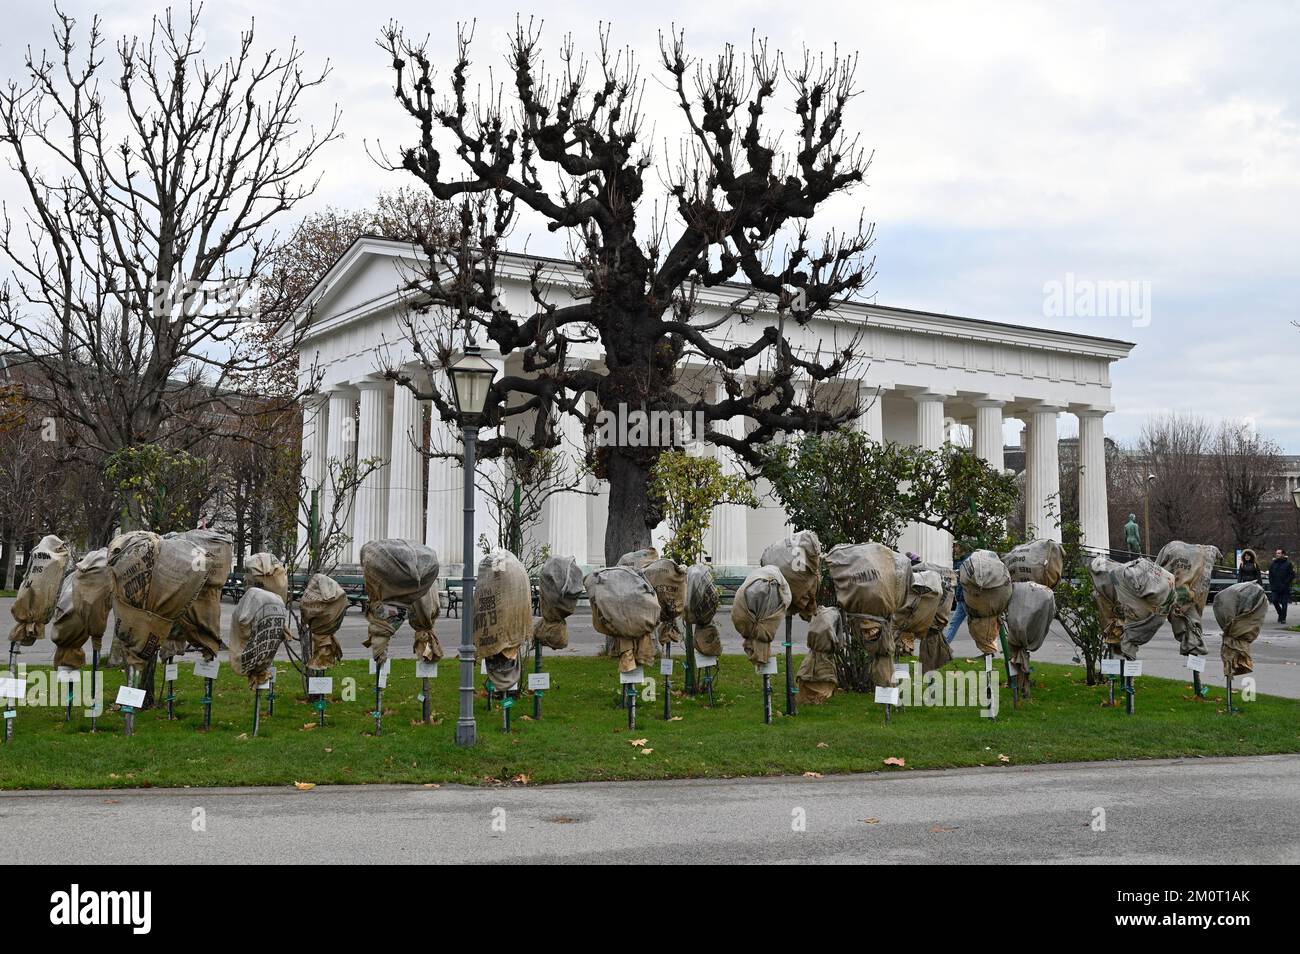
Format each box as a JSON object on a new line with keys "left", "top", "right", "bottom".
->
{"left": 1, "top": 655, "right": 1296, "bottom": 790}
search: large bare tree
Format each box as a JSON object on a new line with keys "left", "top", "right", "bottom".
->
{"left": 0, "top": 4, "right": 338, "bottom": 544}
{"left": 1212, "top": 420, "right": 1281, "bottom": 549}
{"left": 375, "top": 21, "right": 875, "bottom": 562}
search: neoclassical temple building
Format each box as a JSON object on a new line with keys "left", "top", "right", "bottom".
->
{"left": 296, "top": 236, "right": 1133, "bottom": 574}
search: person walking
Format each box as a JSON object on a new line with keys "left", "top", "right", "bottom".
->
{"left": 1267, "top": 548, "right": 1295, "bottom": 624}
{"left": 1237, "top": 548, "right": 1262, "bottom": 585}
{"left": 944, "top": 541, "right": 970, "bottom": 644}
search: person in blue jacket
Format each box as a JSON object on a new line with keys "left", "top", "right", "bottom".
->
{"left": 944, "top": 540, "right": 971, "bottom": 644}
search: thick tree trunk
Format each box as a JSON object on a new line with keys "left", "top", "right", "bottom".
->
{"left": 603, "top": 451, "right": 654, "bottom": 566}
{"left": 2, "top": 532, "right": 16, "bottom": 590}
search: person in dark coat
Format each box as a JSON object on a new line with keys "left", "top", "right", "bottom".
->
{"left": 1268, "top": 549, "right": 1295, "bottom": 623}
{"left": 1237, "top": 549, "right": 1262, "bottom": 584}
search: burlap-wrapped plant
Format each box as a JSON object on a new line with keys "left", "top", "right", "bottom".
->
{"left": 683, "top": 563, "right": 722, "bottom": 656}
{"left": 796, "top": 606, "right": 840, "bottom": 704}
{"left": 533, "top": 555, "right": 585, "bottom": 650}
{"left": 891, "top": 568, "right": 944, "bottom": 656}
{"left": 9, "top": 534, "right": 71, "bottom": 647}
{"left": 826, "top": 543, "right": 912, "bottom": 687}
{"left": 410, "top": 586, "right": 443, "bottom": 663}
{"left": 50, "top": 548, "right": 111, "bottom": 668}
{"left": 1156, "top": 541, "right": 1220, "bottom": 657}
{"left": 918, "top": 563, "right": 956, "bottom": 674}
{"left": 163, "top": 529, "right": 234, "bottom": 660}
{"left": 360, "top": 539, "right": 440, "bottom": 664}
{"left": 586, "top": 564, "right": 660, "bottom": 673}
{"left": 1213, "top": 581, "right": 1268, "bottom": 677}
{"left": 229, "top": 587, "right": 288, "bottom": 687}
{"left": 958, "top": 549, "right": 1013, "bottom": 655}
{"left": 1004, "top": 581, "right": 1056, "bottom": 673}
{"left": 1090, "top": 557, "right": 1176, "bottom": 660}
{"left": 760, "top": 530, "right": 822, "bottom": 621}
{"left": 473, "top": 549, "right": 532, "bottom": 690}
{"left": 617, "top": 547, "right": 658, "bottom": 570}
{"left": 643, "top": 558, "right": 688, "bottom": 647}
{"left": 244, "top": 552, "right": 289, "bottom": 603}
{"left": 107, "top": 531, "right": 209, "bottom": 668}
{"left": 1001, "top": 539, "right": 1064, "bottom": 589}
{"left": 300, "top": 573, "right": 349, "bottom": 669}
{"left": 731, "top": 566, "right": 792, "bottom": 665}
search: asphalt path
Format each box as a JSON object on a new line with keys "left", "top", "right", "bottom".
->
{"left": 2, "top": 755, "right": 1296, "bottom": 863}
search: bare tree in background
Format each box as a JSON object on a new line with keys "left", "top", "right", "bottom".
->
{"left": 1213, "top": 420, "right": 1281, "bottom": 549}
{"left": 0, "top": 5, "right": 338, "bottom": 544}
{"left": 375, "top": 20, "right": 875, "bottom": 563}
{"left": 1134, "top": 413, "right": 1220, "bottom": 549}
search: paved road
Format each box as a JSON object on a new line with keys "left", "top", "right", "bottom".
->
{"left": 4, "top": 596, "right": 1298, "bottom": 697}
{"left": 2, "top": 755, "right": 1296, "bottom": 863}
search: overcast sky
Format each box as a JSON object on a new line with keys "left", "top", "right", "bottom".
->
{"left": 2, "top": 0, "right": 1296, "bottom": 449}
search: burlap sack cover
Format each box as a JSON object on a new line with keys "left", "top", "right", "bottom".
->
{"left": 1004, "top": 581, "right": 1056, "bottom": 672}
{"left": 410, "top": 586, "right": 443, "bottom": 663}
{"left": 959, "top": 549, "right": 1013, "bottom": 655}
{"left": 108, "top": 531, "right": 208, "bottom": 668}
{"left": 9, "top": 533, "right": 71, "bottom": 646}
{"left": 796, "top": 605, "right": 840, "bottom": 704}
{"left": 683, "top": 563, "right": 723, "bottom": 657}
{"left": 244, "top": 551, "right": 289, "bottom": 603}
{"left": 1157, "top": 541, "right": 1220, "bottom": 656}
{"left": 1111, "top": 558, "right": 1176, "bottom": 660}
{"left": 1001, "top": 539, "right": 1064, "bottom": 589}
{"left": 164, "top": 529, "right": 234, "bottom": 659}
{"left": 919, "top": 563, "right": 956, "bottom": 673}
{"left": 891, "top": 568, "right": 944, "bottom": 656}
{"left": 229, "top": 587, "right": 288, "bottom": 687}
{"left": 533, "top": 555, "right": 585, "bottom": 650}
{"left": 360, "top": 539, "right": 440, "bottom": 663}
{"left": 474, "top": 548, "right": 531, "bottom": 690}
{"left": 585, "top": 564, "right": 659, "bottom": 673}
{"left": 1213, "top": 581, "right": 1268, "bottom": 678}
{"left": 300, "top": 573, "right": 348, "bottom": 669}
{"left": 1088, "top": 556, "right": 1124, "bottom": 641}
{"left": 643, "top": 558, "right": 688, "bottom": 647}
{"left": 50, "top": 548, "right": 111, "bottom": 668}
{"left": 731, "top": 566, "right": 792, "bottom": 665}
{"left": 826, "top": 543, "right": 911, "bottom": 686}
{"left": 760, "top": 530, "right": 822, "bottom": 621}
{"left": 618, "top": 548, "right": 658, "bottom": 570}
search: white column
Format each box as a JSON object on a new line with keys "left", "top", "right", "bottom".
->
{"left": 352, "top": 378, "right": 393, "bottom": 550}
{"left": 388, "top": 377, "right": 424, "bottom": 543}
{"left": 1077, "top": 408, "right": 1110, "bottom": 552}
{"left": 324, "top": 386, "right": 357, "bottom": 562}
{"left": 1019, "top": 413, "right": 1036, "bottom": 542}
{"left": 972, "top": 399, "right": 1005, "bottom": 471}
{"left": 709, "top": 381, "right": 749, "bottom": 570}
{"left": 854, "top": 381, "right": 887, "bottom": 442}
{"left": 298, "top": 394, "right": 329, "bottom": 554}
{"left": 543, "top": 396, "right": 589, "bottom": 564}
{"left": 913, "top": 391, "right": 951, "bottom": 566}
{"left": 425, "top": 374, "right": 463, "bottom": 573}
{"left": 1027, "top": 404, "right": 1063, "bottom": 542}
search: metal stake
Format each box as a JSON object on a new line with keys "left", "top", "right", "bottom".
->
{"left": 252, "top": 687, "right": 262, "bottom": 737}
{"left": 626, "top": 681, "right": 637, "bottom": 730}
{"left": 123, "top": 665, "right": 136, "bottom": 737}
{"left": 165, "top": 656, "right": 175, "bottom": 721}
{"left": 421, "top": 676, "right": 431, "bottom": 723}
{"left": 502, "top": 691, "right": 513, "bottom": 733}
{"left": 784, "top": 615, "right": 796, "bottom": 716}
{"left": 373, "top": 668, "right": 383, "bottom": 736}
{"left": 202, "top": 677, "right": 213, "bottom": 730}
{"left": 1123, "top": 659, "right": 1134, "bottom": 715}
{"left": 684, "top": 621, "right": 696, "bottom": 696}
{"left": 5, "top": 644, "right": 16, "bottom": 742}
{"left": 65, "top": 677, "right": 74, "bottom": 723}
{"left": 662, "top": 646, "right": 672, "bottom": 721}
{"left": 1226, "top": 675, "right": 1234, "bottom": 714}
{"left": 533, "top": 638, "right": 543, "bottom": 720}
{"left": 90, "top": 645, "right": 100, "bottom": 733}
{"left": 1193, "top": 671, "right": 1202, "bottom": 697}
{"left": 763, "top": 672, "right": 773, "bottom": 725}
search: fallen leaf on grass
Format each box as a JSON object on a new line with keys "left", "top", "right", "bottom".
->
{"left": 422, "top": 783, "right": 440, "bottom": 789}
{"left": 802, "top": 771, "right": 823, "bottom": 778}
{"left": 512, "top": 774, "right": 530, "bottom": 785}
{"left": 236, "top": 733, "right": 248, "bottom": 740}
{"left": 998, "top": 754, "right": 1011, "bottom": 763}
{"left": 293, "top": 781, "right": 315, "bottom": 791}
{"left": 668, "top": 716, "right": 683, "bottom": 722}
{"left": 883, "top": 757, "right": 905, "bottom": 767}
{"left": 640, "top": 748, "right": 654, "bottom": 755}
{"left": 628, "top": 738, "right": 649, "bottom": 747}
{"left": 816, "top": 742, "right": 829, "bottom": 749}
{"left": 323, "top": 747, "right": 333, "bottom": 753}
{"left": 301, "top": 723, "right": 317, "bottom": 731}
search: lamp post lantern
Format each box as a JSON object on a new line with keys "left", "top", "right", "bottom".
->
{"left": 448, "top": 343, "right": 497, "bottom": 748}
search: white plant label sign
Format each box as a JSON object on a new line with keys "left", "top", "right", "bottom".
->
{"left": 194, "top": 659, "right": 220, "bottom": 679}
{"left": 415, "top": 661, "right": 439, "bottom": 679}
{"left": 1186, "top": 655, "right": 1206, "bottom": 673}
{"left": 874, "top": 685, "right": 900, "bottom": 706}
{"left": 527, "top": 672, "right": 550, "bottom": 691}
{"left": 116, "top": 686, "right": 146, "bottom": 709}
{"left": 620, "top": 667, "right": 645, "bottom": 685}
{"left": 308, "top": 677, "right": 333, "bottom": 695}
